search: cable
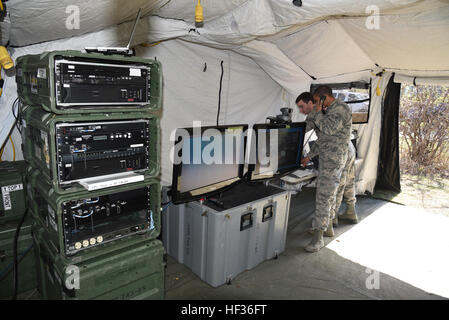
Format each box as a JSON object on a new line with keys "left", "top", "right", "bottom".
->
{"left": 0, "top": 135, "right": 15, "bottom": 162}
{"left": 9, "top": 136, "right": 15, "bottom": 161}
{"left": 0, "top": 244, "right": 33, "bottom": 283}
{"left": 72, "top": 209, "right": 94, "bottom": 219}
{"left": 12, "top": 208, "right": 29, "bottom": 300}
{"left": 216, "top": 60, "right": 224, "bottom": 126}
{"left": 161, "top": 201, "right": 172, "bottom": 213}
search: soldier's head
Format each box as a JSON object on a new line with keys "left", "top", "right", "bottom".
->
{"left": 312, "top": 85, "right": 335, "bottom": 108}
{"left": 296, "top": 92, "right": 314, "bottom": 115}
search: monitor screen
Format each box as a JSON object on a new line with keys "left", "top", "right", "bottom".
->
{"left": 248, "top": 122, "right": 306, "bottom": 180}
{"left": 171, "top": 124, "right": 248, "bottom": 204}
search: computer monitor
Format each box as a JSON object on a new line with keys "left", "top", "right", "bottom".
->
{"left": 247, "top": 122, "right": 306, "bottom": 180}
{"left": 171, "top": 124, "right": 248, "bottom": 204}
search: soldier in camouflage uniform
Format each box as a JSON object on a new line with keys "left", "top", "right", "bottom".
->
{"left": 296, "top": 86, "right": 352, "bottom": 252}
{"left": 331, "top": 141, "right": 358, "bottom": 227}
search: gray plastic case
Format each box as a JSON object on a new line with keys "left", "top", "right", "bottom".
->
{"left": 162, "top": 186, "right": 291, "bottom": 287}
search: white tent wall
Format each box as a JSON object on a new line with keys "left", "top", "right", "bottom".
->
{"left": 135, "top": 39, "right": 286, "bottom": 185}
{"left": 353, "top": 73, "right": 392, "bottom": 194}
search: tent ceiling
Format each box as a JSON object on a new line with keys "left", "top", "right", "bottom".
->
{"left": 1, "top": 0, "right": 448, "bottom": 78}
{"left": 6, "top": 0, "right": 169, "bottom": 47}
{"left": 4, "top": 0, "right": 430, "bottom": 47}
{"left": 273, "top": 20, "right": 376, "bottom": 80}
{"left": 338, "top": 4, "right": 449, "bottom": 77}
{"left": 153, "top": 0, "right": 248, "bottom": 23}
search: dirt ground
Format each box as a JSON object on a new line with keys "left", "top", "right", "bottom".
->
{"left": 374, "top": 174, "right": 449, "bottom": 217}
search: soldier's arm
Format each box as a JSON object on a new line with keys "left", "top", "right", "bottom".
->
{"left": 305, "top": 118, "right": 316, "bottom": 133}
{"left": 307, "top": 104, "right": 348, "bottom": 135}
{"left": 307, "top": 139, "right": 319, "bottom": 159}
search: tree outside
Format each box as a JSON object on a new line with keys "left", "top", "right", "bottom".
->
{"left": 397, "top": 84, "right": 449, "bottom": 216}
{"left": 399, "top": 84, "right": 449, "bottom": 177}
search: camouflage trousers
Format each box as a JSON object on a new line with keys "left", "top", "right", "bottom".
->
{"left": 331, "top": 151, "right": 356, "bottom": 219}
{"left": 312, "top": 153, "right": 347, "bottom": 231}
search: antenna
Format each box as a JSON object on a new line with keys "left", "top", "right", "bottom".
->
{"left": 85, "top": 8, "right": 143, "bottom": 56}
{"left": 126, "top": 8, "right": 142, "bottom": 50}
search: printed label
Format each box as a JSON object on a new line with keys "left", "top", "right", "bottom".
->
{"left": 41, "top": 130, "right": 50, "bottom": 168}
{"left": 1, "top": 184, "right": 23, "bottom": 211}
{"left": 30, "top": 76, "right": 38, "bottom": 93}
{"left": 129, "top": 68, "right": 141, "bottom": 77}
{"left": 37, "top": 68, "right": 47, "bottom": 79}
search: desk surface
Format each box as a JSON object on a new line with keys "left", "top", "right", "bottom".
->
{"left": 204, "top": 182, "right": 285, "bottom": 212}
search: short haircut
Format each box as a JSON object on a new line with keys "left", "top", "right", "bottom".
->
{"left": 312, "top": 85, "right": 333, "bottom": 98}
{"left": 295, "top": 92, "right": 313, "bottom": 104}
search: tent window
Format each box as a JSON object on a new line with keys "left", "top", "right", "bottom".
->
{"left": 310, "top": 81, "right": 371, "bottom": 124}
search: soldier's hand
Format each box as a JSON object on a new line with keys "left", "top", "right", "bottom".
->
{"left": 301, "top": 156, "right": 310, "bottom": 167}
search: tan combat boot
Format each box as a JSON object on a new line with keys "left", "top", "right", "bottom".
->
{"left": 333, "top": 215, "right": 338, "bottom": 227}
{"left": 305, "top": 230, "right": 324, "bottom": 252}
{"left": 339, "top": 203, "right": 359, "bottom": 224}
{"left": 308, "top": 224, "right": 333, "bottom": 237}
{"left": 324, "top": 222, "right": 334, "bottom": 237}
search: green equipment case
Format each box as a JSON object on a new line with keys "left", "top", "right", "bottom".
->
{"left": 0, "top": 219, "right": 37, "bottom": 299}
{"left": 15, "top": 50, "right": 162, "bottom": 115}
{"left": 21, "top": 104, "right": 160, "bottom": 194}
{"left": 27, "top": 168, "right": 161, "bottom": 263}
{"left": 33, "top": 227, "right": 165, "bottom": 300}
{"left": 0, "top": 161, "right": 28, "bottom": 224}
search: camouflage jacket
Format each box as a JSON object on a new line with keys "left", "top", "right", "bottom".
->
{"left": 305, "top": 98, "right": 352, "bottom": 162}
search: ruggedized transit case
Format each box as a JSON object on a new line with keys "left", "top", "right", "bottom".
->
{"left": 27, "top": 168, "right": 161, "bottom": 261}
{"left": 32, "top": 228, "right": 165, "bottom": 300}
{"left": 162, "top": 183, "right": 291, "bottom": 287}
{"left": 21, "top": 104, "right": 160, "bottom": 194}
{"left": 0, "top": 219, "right": 37, "bottom": 299}
{"left": 15, "top": 50, "right": 162, "bottom": 115}
{"left": 0, "top": 161, "right": 28, "bottom": 224}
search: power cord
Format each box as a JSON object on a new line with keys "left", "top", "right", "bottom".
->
{"left": 0, "top": 244, "right": 33, "bottom": 283}
{"left": 216, "top": 60, "right": 224, "bottom": 126}
{"left": 12, "top": 208, "right": 29, "bottom": 300}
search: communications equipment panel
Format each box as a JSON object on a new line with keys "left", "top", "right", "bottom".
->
{"left": 61, "top": 187, "right": 152, "bottom": 255}
{"left": 55, "top": 119, "right": 150, "bottom": 185}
